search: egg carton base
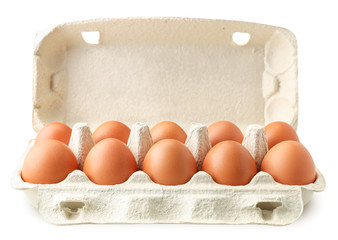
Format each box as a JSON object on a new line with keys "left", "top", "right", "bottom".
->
{"left": 17, "top": 169, "right": 325, "bottom": 226}
{"left": 11, "top": 123, "right": 325, "bottom": 225}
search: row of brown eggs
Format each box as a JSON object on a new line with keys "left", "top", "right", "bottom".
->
{"left": 21, "top": 121, "right": 316, "bottom": 186}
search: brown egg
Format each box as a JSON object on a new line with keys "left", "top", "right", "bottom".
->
{"left": 143, "top": 139, "right": 197, "bottom": 185}
{"left": 150, "top": 121, "right": 187, "bottom": 144}
{"left": 202, "top": 141, "right": 257, "bottom": 185}
{"left": 93, "top": 121, "right": 130, "bottom": 144}
{"left": 261, "top": 141, "right": 316, "bottom": 185}
{"left": 35, "top": 122, "right": 72, "bottom": 145}
{"left": 21, "top": 140, "right": 78, "bottom": 184}
{"left": 264, "top": 121, "right": 299, "bottom": 149}
{"left": 208, "top": 121, "right": 244, "bottom": 147}
{"left": 83, "top": 138, "right": 137, "bottom": 185}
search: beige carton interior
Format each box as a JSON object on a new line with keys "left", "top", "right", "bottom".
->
{"left": 32, "top": 18, "right": 298, "bottom": 132}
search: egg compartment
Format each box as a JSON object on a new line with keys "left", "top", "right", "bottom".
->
{"left": 11, "top": 122, "right": 325, "bottom": 225}
{"left": 12, "top": 18, "right": 325, "bottom": 225}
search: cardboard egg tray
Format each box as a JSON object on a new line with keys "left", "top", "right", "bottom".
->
{"left": 11, "top": 18, "right": 325, "bottom": 225}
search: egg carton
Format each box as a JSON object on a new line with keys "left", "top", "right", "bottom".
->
{"left": 11, "top": 18, "right": 325, "bottom": 225}
{"left": 12, "top": 123, "right": 325, "bottom": 225}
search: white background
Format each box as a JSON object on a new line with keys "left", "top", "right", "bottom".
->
{"left": 1, "top": 0, "right": 337, "bottom": 239}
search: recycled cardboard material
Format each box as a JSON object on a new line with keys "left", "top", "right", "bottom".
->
{"left": 11, "top": 18, "right": 325, "bottom": 225}
{"left": 31, "top": 18, "right": 298, "bottom": 132}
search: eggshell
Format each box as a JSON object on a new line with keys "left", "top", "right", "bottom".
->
{"left": 143, "top": 139, "right": 197, "bottom": 185}
{"left": 208, "top": 121, "right": 244, "bottom": 147}
{"left": 35, "top": 122, "right": 72, "bottom": 145}
{"left": 93, "top": 121, "right": 130, "bottom": 144}
{"left": 202, "top": 140, "right": 257, "bottom": 185}
{"left": 21, "top": 140, "right": 78, "bottom": 184}
{"left": 83, "top": 138, "right": 137, "bottom": 185}
{"left": 264, "top": 121, "right": 299, "bottom": 149}
{"left": 261, "top": 141, "right": 316, "bottom": 185}
{"left": 150, "top": 121, "right": 187, "bottom": 144}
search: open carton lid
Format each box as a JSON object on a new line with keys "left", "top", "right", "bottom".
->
{"left": 32, "top": 18, "right": 298, "bottom": 132}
